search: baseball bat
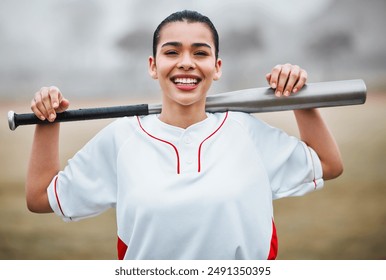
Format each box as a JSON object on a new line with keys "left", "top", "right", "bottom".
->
{"left": 8, "top": 79, "right": 366, "bottom": 131}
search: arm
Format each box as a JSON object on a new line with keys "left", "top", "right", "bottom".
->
{"left": 26, "top": 86, "right": 69, "bottom": 213}
{"left": 294, "top": 109, "right": 343, "bottom": 180}
{"left": 266, "top": 64, "right": 343, "bottom": 180}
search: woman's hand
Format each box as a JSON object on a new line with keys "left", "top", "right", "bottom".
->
{"left": 266, "top": 63, "right": 308, "bottom": 97}
{"left": 31, "top": 86, "right": 70, "bottom": 122}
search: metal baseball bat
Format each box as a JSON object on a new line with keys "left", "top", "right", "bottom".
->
{"left": 8, "top": 79, "right": 366, "bottom": 131}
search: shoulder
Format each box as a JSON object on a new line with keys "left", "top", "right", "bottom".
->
{"left": 226, "top": 111, "right": 272, "bottom": 131}
{"left": 224, "top": 111, "right": 291, "bottom": 144}
{"left": 96, "top": 116, "right": 135, "bottom": 136}
{"left": 85, "top": 116, "right": 139, "bottom": 149}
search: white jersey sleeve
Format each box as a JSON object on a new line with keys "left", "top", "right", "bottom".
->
{"left": 47, "top": 118, "right": 130, "bottom": 221}
{"left": 230, "top": 112, "right": 324, "bottom": 200}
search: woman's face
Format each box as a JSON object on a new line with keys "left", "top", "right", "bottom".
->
{"left": 148, "top": 21, "right": 222, "bottom": 109}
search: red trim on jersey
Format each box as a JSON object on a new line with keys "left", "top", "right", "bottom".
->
{"left": 117, "top": 236, "right": 128, "bottom": 260}
{"left": 307, "top": 146, "right": 318, "bottom": 190}
{"left": 267, "top": 219, "right": 278, "bottom": 260}
{"left": 54, "top": 176, "right": 66, "bottom": 217}
{"left": 197, "top": 111, "right": 228, "bottom": 172}
{"left": 137, "top": 116, "right": 181, "bottom": 174}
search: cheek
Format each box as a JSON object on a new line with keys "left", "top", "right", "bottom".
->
{"left": 204, "top": 65, "right": 220, "bottom": 80}
{"left": 156, "top": 59, "right": 173, "bottom": 77}
{"left": 202, "top": 58, "right": 219, "bottom": 73}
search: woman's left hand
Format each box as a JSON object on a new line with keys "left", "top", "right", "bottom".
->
{"left": 265, "top": 63, "right": 308, "bottom": 97}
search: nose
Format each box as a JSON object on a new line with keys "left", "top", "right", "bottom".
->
{"left": 177, "top": 53, "right": 195, "bottom": 70}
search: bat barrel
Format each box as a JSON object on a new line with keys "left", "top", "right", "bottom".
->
{"left": 205, "top": 79, "right": 367, "bottom": 113}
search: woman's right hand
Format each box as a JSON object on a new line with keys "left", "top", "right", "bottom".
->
{"left": 31, "top": 86, "right": 70, "bottom": 122}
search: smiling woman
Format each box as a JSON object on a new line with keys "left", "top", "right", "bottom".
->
{"left": 24, "top": 10, "right": 343, "bottom": 260}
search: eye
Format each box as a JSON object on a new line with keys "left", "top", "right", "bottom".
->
{"left": 194, "top": 50, "right": 209, "bottom": 56}
{"left": 165, "top": 50, "right": 178, "bottom": 55}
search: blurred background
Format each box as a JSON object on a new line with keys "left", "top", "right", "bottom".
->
{"left": 0, "top": 0, "right": 385, "bottom": 259}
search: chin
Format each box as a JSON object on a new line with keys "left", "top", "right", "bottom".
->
{"left": 168, "top": 92, "right": 206, "bottom": 107}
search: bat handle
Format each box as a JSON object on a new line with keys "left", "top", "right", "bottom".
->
{"left": 8, "top": 104, "right": 151, "bottom": 130}
{"left": 8, "top": 110, "right": 53, "bottom": 131}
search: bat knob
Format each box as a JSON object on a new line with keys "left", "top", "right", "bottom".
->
{"left": 8, "top": 111, "right": 16, "bottom": 131}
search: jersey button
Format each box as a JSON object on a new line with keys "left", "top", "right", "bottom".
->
{"left": 183, "top": 135, "right": 192, "bottom": 144}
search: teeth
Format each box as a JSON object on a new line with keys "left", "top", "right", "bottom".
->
{"left": 174, "top": 78, "right": 198, "bottom": 84}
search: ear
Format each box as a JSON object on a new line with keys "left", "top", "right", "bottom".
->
{"left": 148, "top": 56, "right": 158, "bottom": 79}
{"left": 213, "top": 58, "right": 222, "bottom": 81}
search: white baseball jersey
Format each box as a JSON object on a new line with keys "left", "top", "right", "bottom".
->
{"left": 47, "top": 111, "right": 323, "bottom": 260}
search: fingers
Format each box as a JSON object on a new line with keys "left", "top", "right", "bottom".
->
{"left": 293, "top": 69, "right": 307, "bottom": 93}
{"left": 266, "top": 64, "right": 308, "bottom": 97}
{"left": 31, "top": 86, "right": 69, "bottom": 122}
{"left": 265, "top": 73, "right": 272, "bottom": 86}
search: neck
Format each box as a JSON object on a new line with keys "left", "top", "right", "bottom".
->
{"left": 158, "top": 102, "right": 207, "bottom": 129}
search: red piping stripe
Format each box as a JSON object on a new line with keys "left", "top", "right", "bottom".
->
{"left": 197, "top": 111, "right": 228, "bottom": 172}
{"left": 54, "top": 176, "right": 66, "bottom": 217}
{"left": 137, "top": 116, "right": 181, "bottom": 174}
{"left": 117, "top": 236, "right": 128, "bottom": 260}
{"left": 307, "top": 147, "right": 318, "bottom": 189}
{"left": 267, "top": 219, "right": 278, "bottom": 260}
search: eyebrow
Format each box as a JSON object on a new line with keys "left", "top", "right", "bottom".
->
{"left": 161, "top": 41, "right": 212, "bottom": 49}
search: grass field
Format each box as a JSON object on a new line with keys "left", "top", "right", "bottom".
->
{"left": 0, "top": 92, "right": 385, "bottom": 260}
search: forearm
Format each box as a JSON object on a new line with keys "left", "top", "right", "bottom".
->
{"left": 294, "top": 109, "right": 343, "bottom": 180}
{"left": 26, "top": 123, "right": 60, "bottom": 213}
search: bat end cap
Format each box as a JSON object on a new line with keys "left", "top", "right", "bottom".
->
{"left": 8, "top": 111, "right": 16, "bottom": 131}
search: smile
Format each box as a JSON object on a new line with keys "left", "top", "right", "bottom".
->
{"left": 173, "top": 77, "right": 199, "bottom": 85}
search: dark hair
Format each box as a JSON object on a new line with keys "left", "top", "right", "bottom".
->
{"left": 152, "top": 10, "right": 219, "bottom": 59}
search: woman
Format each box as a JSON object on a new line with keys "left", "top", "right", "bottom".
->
{"left": 26, "top": 10, "right": 343, "bottom": 259}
